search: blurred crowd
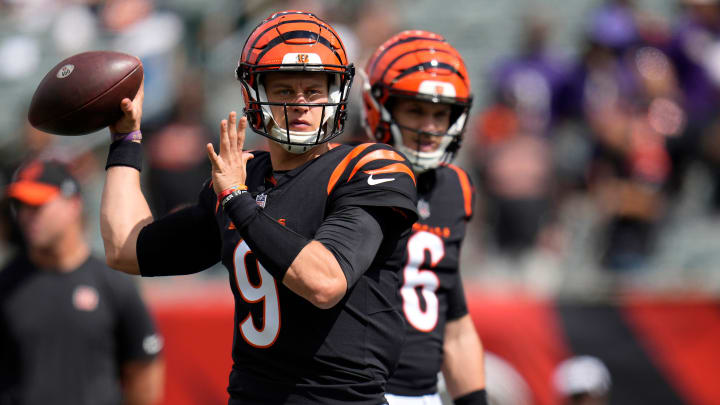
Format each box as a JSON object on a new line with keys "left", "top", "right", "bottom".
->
{"left": 466, "top": 0, "right": 720, "bottom": 297}
{"left": 2, "top": 0, "right": 720, "bottom": 298}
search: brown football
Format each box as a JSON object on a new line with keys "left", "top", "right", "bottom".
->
{"left": 28, "top": 51, "right": 143, "bottom": 136}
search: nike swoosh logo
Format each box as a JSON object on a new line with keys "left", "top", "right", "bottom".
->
{"left": 367, "top": 174, "right": 395, "bottom": 185}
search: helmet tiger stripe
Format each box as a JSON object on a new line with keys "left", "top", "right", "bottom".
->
{"left": 362, "top": 30, "right": 472, "bottom": 172}
{"left": 236, "top": 10, "right": 355, "bottom": 154}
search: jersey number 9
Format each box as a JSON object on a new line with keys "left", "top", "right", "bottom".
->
{"left": 233, "top": 241, "right": 281, "bottom": 348}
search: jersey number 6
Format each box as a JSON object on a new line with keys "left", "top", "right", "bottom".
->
{"left": 400, "top": 231, "right": 444, "bottom": 332}
{"left": 233, "top": 241, "right": 281, "bottom": 348}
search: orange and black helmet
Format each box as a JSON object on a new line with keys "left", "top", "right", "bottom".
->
{"left": 236, "top": 10, "right": 355, "bottom": 153}
{"left": 362, "top": 30, "right": 472, "bottom": 171}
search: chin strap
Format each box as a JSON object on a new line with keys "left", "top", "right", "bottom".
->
{"left": 391, "top": 121, "right": 456, "bottom": 173}
{"left": 268, "top": 122, "right": 324, "bottom": 154}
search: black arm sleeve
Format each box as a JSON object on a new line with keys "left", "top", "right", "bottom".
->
{"left": 224, "top": 193, "right": 310, "bottom": 281}
{"left": 223, "top": 194, "right": 384, "bottom": 286}
{"left": 137, "top": 203, "right": 221, "bottom": 276}
{"left": 314, "top": 205, "right": 384, "bottom": 289}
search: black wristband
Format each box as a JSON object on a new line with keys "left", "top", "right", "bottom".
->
{"left": 220, "top": 189, "right": 248, "bottom": 209}
{"left": 223, "top": 192, "right": 260, "bottom": 228}
{"left": 106, "top": 140, "right": 143, "bottom": 171}
{"left": 223, "top": 193, "right": 310, "bottom": 281}
{"left": 454, "top": 389, "right": 488, "bottom": 405}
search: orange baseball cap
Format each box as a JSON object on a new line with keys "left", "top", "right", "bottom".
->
{"left": 6, "top": 159, "right": 80, "bottom": 206}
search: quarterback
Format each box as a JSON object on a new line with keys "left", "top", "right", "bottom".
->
{"left": 100, "top": 10, "right": 417, "bottom": 405}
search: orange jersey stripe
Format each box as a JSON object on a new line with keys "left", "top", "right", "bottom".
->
{"left": 348, "top": 149, "right": 406, "bottom": 181}
{"left": 446, "top": 164, "right": 473, "bottom": 217}
{"left": 326, "top": 143, "right": 374, "bottom": 195}
{"left": 364, "top": 163, "right": 416, "bottom": 185}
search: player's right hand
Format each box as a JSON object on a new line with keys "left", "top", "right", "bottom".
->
{"left": 109, "top": 81, "right": 144, "bottom": 134}
{"left": 207, "top": 111, "right": 254, "bottom": 195}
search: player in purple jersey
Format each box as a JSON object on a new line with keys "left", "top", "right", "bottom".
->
{"left": 99, "top": 10, "right": 418, "bottom": 405}
{"left": 363, "top": 31, "right": 487, "bottom": 405}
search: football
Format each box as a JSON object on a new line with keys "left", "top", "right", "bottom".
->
{"left": 28, "top": 51, "right": 143, "bottom": 136}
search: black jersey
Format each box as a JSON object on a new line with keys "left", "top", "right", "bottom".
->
{"left": 138, "top": 143, "right": 418, "bottom": 404}
{"left": 385, "top": 164, "right": 475, "bottom": 396}
{"left": 0, "top": 255, "right": 160, "bottom": 405}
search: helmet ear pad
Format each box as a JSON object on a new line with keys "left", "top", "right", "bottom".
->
{"left": 376, "top": 121, "right": 393, "bottom": 144}
{"left": 367, "top": 84, "right": 394, "bottom": 144}
{"left": 378, "top": 95, "right": 396, "bottom": 144}
{"left": 241, "top": 85, "right": 264, "bottom": 132}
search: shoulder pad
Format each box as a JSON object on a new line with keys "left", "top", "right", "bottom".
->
{"left": 326, "top": 143, "right": 415, "bottom": 195}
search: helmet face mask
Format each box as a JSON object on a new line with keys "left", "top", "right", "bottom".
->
{"left": 237, "top": 11, "right": 355, "bottom": 154}
{"left": 362, "top": 30, "right": 473, "bottom": 172}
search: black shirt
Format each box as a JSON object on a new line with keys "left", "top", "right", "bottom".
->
{"left": 137, "top": 143, "right": 418, "bottom": 404}
{"left": 0, "top": 255, "right": 161, "bottom": 405}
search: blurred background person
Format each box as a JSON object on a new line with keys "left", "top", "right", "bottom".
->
{"left": 664, "top": 0, "right": 720, "bottom": 207}
{"left": 0, "top": 159, "right": 164, "bottom": 405}
{"left": 487, "top": 11, "right": 573, "bottom": 137}
{"left": 144, "top": 70, "right": 213, "bottom": 216}
{"left": 468, "top": 8, "right": 569, "bottom": 270}
{"left": 101, "top": 0, "right": 185, "bottom": 128}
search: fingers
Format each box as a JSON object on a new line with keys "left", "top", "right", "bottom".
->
{"left": 237, "top": 116, "right": 248, "bottom": 153}
{"left": 206, "top": 143, "right": 219, "bottom": 169}
{"left": 228, "top": 111, "right": 238, "bottom": 152}
{"left": 110, "top": 90, "right": 142, "bottom": 133}
{"left": 212, "top": 113, "right": 251, "bottom": 192}
{"left": 217, "top": 111, "right": 250, "bottom": 166}
{"left": 242, "top": 151, "right": 254, "bottom": 166}
{"left": 121, "top": 99, "right": 133, "bottom": 113}
{"left": 219, "top": 119, "right": 231, "bottom": 158}
{"left": 120, "top": 96, "right": 140, "bottom": 122}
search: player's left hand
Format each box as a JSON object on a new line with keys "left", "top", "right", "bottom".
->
{"left": 207, "top": 111, "right": 254, "bottom": 195}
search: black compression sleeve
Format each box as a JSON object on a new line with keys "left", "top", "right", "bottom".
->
{"left": 137, "top": 204, "right": 221, "bottom": 276}
{"left": 223, "top": 193, "right": 310, "bottom": 281}
{"left": 454, "top": 389, "right": 488, "bottom": 405}
{"left": 314, "top": 205, "right": 383, "bottom": 289}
